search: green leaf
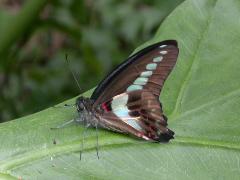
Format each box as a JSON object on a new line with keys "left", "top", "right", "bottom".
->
{"left": 1, "top": 0, "right": 240, "bottom": 179}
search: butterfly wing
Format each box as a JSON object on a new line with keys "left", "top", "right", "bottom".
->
{"left": 95, "top": 90, "right": 174, "bottom": 141}
{"left": 91, "top": 40, "right": 179, "bottom": 105}
{"left": 91, "top": 40, "right": 179, "bottom": 141}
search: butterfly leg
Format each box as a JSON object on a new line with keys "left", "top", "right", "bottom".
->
{"left": 95, "top": 124, "right": 100, "bottom": 159}
{"left": 80, "top": 123, "right": 90, "bottom": 160}
{"left": 50, "top": 119, "right": 75, "bottom": 130}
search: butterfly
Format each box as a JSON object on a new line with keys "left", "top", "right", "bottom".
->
{"left": 75, "top": 40, "right": 179, "bottom": 143}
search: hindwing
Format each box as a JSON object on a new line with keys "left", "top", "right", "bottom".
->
{"left": 95, "top": 90, "right": 174, "bottom": 142}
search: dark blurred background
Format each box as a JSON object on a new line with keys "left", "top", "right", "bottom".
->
{"left": 0, "top": 0, "right": 183, "bottom": 122}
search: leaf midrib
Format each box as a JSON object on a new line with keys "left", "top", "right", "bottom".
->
{"left": 1, "top": 134, "right": 240, "bottom": 173}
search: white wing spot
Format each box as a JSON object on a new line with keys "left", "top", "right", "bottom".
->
{"left": 146, "top": 63, "right": 157, "bottom": 70}
{"left": 159, "top": 51, "right": 167, "bottom": 55}
{"left": 159, "top": 45, "right": 167, "bottom": 48}
{"left": 140, "top": 71, "right": 152, "bottom": 77}
{"left": 153, "top": 56, "right": 163, "bottom": 63}
{"left": 134, "top": 77, "right": 148, "bottom": 85}
{"left": 127, "top": 84, "right": 143, "bottom": 92}
{"left": 125, "top": 119, "right": 142, "bottom": 131}
{"left": 112, "top": 94, "right": 128, "bottom": 109}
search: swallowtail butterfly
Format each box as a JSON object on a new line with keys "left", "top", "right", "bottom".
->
{"left": 76, "top": 40, "right": 179, "bottom": 142}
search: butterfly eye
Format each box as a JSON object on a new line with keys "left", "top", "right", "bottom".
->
{"left": 80, "top": 103, "right": 85, "bottom": 109}
{"left": 77, "top": 102, "right": 85, "bottom": 112}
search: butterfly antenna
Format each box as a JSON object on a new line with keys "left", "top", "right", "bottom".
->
{"left": 65, "top": 54, "right": 82, "bottom": 92}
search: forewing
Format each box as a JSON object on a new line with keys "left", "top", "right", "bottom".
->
{"left": 91, "top": 40, "right": 179, "bottom": 106}
{"left": 95, "top": 90, "right": 174, "bottom": 142}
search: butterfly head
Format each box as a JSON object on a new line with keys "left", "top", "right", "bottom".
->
{"left": 76, "top": 96, "right": 93, "bottom": 113}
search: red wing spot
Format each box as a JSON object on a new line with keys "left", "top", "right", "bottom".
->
{"left": 101, "top": 102, "right": 111, "bottom": 112}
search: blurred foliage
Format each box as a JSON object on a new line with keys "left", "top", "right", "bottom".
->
{"left": 0, "top": 0, "right": 184, "bottom": 122}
